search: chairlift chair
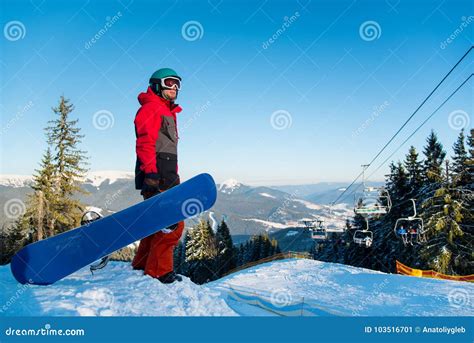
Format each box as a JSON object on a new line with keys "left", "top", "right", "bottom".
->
{"left": 353, "top": 165, "right": 392, "bottom": 217}
{"left": 301, "top": 219, "right": 328, "bottom": 241}
{"left": 393, "top": 199, "right": 425, "bottom": 246}
{"left": 352, "top": 217, "right": 373, "bottom": 248}
{"left": 354, "top": 188, "right": 392, "bottom": 216}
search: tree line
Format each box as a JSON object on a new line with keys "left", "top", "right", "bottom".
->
{"left": 174, "top": 219, "right": 281, "bottom": 284}
{"left": 312, "top": 129, "right": 473, "bottom": 276}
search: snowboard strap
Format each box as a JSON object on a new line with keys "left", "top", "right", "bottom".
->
{"left": 90, "top": 256, "right": 110, "bottom": 274}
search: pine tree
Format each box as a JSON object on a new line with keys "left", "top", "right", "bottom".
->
{"left": 466, "top": 129, "right": 474, "bottom": 190}
{"left": 31, "top": 148, "right": 56, "bottom": 239}
{"left": 451, "top": 129, "right": 469, "bottom": 187}
{"left": 423, "top": 130, "right": 446, "bottom": 184}
{"left": 215, "top": 219, "right": 236, "bottom": 277}
{"left": 185, "top": 219, "right": 218, "bottom": 283}
{"left": 404, "top": 146, "right": 423, "bottom": 197}
{"left": 420, "top": 160, "right": 473, "bottom": 274}
{"left": 386, "top": 161, "right": 409, "bottom": 203}
{"left": 0, "top": 221, "right": 28, "bottom": 264}
{"left": 251, "top": 235, "right": 263, "bottom": 261}
{"left": 260, "top": 234, "right": 272, "bottom": 258}
{"left": 45, "top": 96, "right": 88, "bottom": 233}
{"left": 237, "top": 244, "right": 245, "bottom": 266}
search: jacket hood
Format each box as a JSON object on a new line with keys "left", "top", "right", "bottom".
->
{"left": 138, "top": 87, "right": 182, "bottom": 113}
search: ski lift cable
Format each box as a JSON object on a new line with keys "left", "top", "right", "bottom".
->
{"left": 367, "top": 73, "right": 474, "bottom": 180}
{"left": 335, "top": 72, "right": 473, "bottom": 207}
{"left": 331, "top": 46, "right": 473, "bottom": 207}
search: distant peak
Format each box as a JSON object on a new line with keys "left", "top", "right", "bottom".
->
{"left": 85, "top": 170, "right": 134, "bottom": 187}
{"left": 0, "top": 175, "right": 33, "bottom": 188}
{"left": 218, "top": 178, "right": 243, "bottom": 194}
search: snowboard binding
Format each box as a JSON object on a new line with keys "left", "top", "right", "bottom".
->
{"left": 80, "top": 211, "right": 110, "bottom": 274}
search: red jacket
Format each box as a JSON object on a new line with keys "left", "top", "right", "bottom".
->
{"left": 134, "top": 87, "right": 182, "bottom": 190}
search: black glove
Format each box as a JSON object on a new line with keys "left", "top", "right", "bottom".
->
{"left": 142, "top": 173, "right": 161, "bottom": 194}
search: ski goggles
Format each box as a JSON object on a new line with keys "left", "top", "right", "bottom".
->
{"left": 160, "top": 77, "right": 181, "bottom": 90}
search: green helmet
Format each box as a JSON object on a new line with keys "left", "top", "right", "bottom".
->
{"left": 149, "top": 68, "right": 181, "bottom": 84}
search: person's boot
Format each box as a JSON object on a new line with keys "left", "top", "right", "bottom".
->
{"left": 158, "top": 271, "right": 182, "bottom": 284}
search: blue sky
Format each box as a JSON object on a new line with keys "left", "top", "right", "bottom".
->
{"left": 1, "top": 0, "right": 472, "bottom": 185}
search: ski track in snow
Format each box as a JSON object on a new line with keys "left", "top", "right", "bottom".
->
{"left": 1, "top": 259, "right": 473, "bottom": 317}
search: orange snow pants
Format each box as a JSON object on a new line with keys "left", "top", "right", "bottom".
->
{"left": 131, "top": 190, "right": 184, "bottom": 278}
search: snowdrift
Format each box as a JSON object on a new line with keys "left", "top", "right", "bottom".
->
{"left": 1, "top": 259, "right": 472, "bottom": 316}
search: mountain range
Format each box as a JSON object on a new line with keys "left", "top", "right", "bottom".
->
{"left": 0, "top": 172, "right": 361, "bottom": 240}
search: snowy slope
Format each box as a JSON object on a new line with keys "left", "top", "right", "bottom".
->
{"left": 0, "top": 262, "right": 235, "bottom": 316}
{"left": 1, "top": 259, "right": 472, "bottom": 317}
{"left": 212, "top": 259, "right": 474, "bottom": 316}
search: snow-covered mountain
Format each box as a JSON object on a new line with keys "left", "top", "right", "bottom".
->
{"left": 0, "top": 171, "right": 134, "bottom": 189}
{"left": 0, "top": 175, "right": 34, "bottom": 188}
{"left": 84, "top": 170, "right": 134, "bottom": 188}
{"left": 213, "top": 179, "right": 352, "bottom": 236}
{"left": 0, "top": 172, "right": 352, "bottom": 238}
{"left": 1, "top": 259, "right": 472, "bottom": 316}
{"left": 218, "top": 178, "right": 246, "bottom": 194}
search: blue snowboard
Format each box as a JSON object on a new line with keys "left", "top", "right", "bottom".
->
{"left": 11, "top": 173, "right": 217, "bottom": 285}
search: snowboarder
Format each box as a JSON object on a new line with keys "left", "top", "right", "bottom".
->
{"left": 132, "top": 68, "right": 185, "bottom": 283}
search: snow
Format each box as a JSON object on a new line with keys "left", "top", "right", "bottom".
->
{"left": 293, "top": 199, "right": 322, "bottom": 210}
{"left": 0, "top": 171, "right": 134, "bottom": 188}
{"left": 259, "top": 192, "right": 275, "bottom": 199}
{"left": 0, "top": 175, "right": 33, "bottom": 187}
{"left": 208, "top": 211, "right": 218, "bottom": 232}
{"left": 212, "top": 259, "right": 474, "bottom": 316}
{"left": 84, "top": 206, "right": 103, "bottom": 214}
{"left": 242, "top": 218, "right": 289, "bottom": 229}
{"left": 85, "top": 171, "right": 134, "bottom": 187}
{"left": 218, "top": 178, "right": 242, "bottom": 194}
{"left": 1, "top": 259, "right": 472, "bottom": 317}
{"left": 0, "top": 262, "right": 235, "bottom": 316}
